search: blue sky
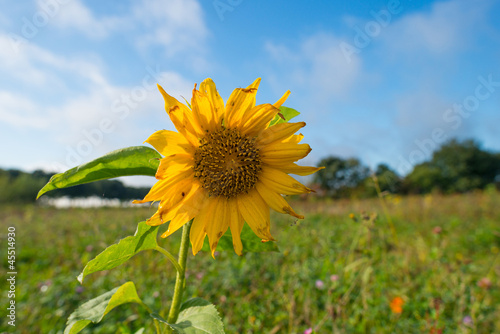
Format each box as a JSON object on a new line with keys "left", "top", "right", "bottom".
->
{"left": 1, "top": 0, "right": 499, "bottom": 186}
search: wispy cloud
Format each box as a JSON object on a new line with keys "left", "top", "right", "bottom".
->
{"left": 42, "top": 0, "right": 121, "bottom": 39}
{"left": 0, "top": 26, "right": 195, "bottom": 171}
{"left": 0, "top": 91, "right": 49, "bottom": 129}
{"left": 379, "top": 0, "right": 492, "bottom": 56}
{"left": 132, "top": 0, "right": 208, "bottom": 55}
{"left": 265, "top": 32, "right": 361, "bottom": 104}
{"left": 46, "top": 0, "right": 209, "bottom": 58}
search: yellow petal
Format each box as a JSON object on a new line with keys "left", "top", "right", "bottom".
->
{"left": 163, "top": 183, "right": 206, "bottom": 221}
{"left": 260, "top": 142, "right": 311, "bottom": 165}
{"left": 160, "top": 185, "right": 206, "bottom": 238}
{"left": 225, "top": 78, "right": 260, "bottom": 129}
{"left": 236, "top": 188, "right": 274, "bottom": 241}
{"left": 157, "top": 84, "right": 191, "bottom": 114}
{"left": 199, "top": 78, "right": 224, "bottom": 125}
{"left": 255, "top": 182, "right": 304, "bottom": 219}
{"left": 259, "top": 166, "right": 312, "bottom": 195}
{"left": 246, "top": 77, "right": 261, "bottom": 90}
{"left": 163, "top": 104, "right": 200, "bottom": 146}
{"left": 145, "top": 210, "right": 166, "bottom": 226}
{"left": 157, "top": 84, "right": 204, "bottom": 141}
{"left": 273, "top": 90, "right": 290, "bottom": 109}
{"left": 190, "top": 215, "right": 207, "bottom": 256}
{"left": 190, "top": 196, "right": 219, "bottom": 255}
{"left": 229, "top": 201, "right": 244, "bottom": 255}
{"left": 144, "top": 130, "right": 194, "bottom": 156}
{"left": 283, "top": 133, "right": 304, "bottom": 144}
{"left": 135, "top": 169, "right": 194, "bottom": 203}
{"left": 191, "top": 85, "right": 217, "bottom": 133}
{"left": 280, "top": 163, "right": 325, "bottom": 176}
{"left": 257, "top": 121, "right": 306, "bottom": 147}
{"left": 206, "top": 198, "right": 231, "bottom": 258}
{"left": 155, "top": 177, "right": 196, "bottom": 212}
{"left": 240, "top": 104, "right": 280, "bottom": 136}
{"left": 159, "top": 211, "right": 190, "bottom": 238}
{"left": 155, "top": 154, "right": 193, "bottom": 180}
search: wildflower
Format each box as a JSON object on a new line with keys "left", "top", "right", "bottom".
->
{"left": 38, "top": 280, "right": 52, "bottom": 293}
{"left": 136, "top": 78, "right": 320, "bottom": 256}
{"left": 330, "top": 274, "right": 339, "bottom": 282}
{"left": 462, "top": 315, "right": 473, "bottom": 327}
{"left": 432, "top": 226, "right": 442, "bottom": 234}
{"left": 304, "top": 328, "right": 313, "bottom": 334}
{"left": 315, "top": 280, "right": 325, "bottom": 290}
{"left": 389, "top": 296, "right": 404, "bottom": 314}
{"left": 477, "top": 277, "right": 492, "bottom": 289}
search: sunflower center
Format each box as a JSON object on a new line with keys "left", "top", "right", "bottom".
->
{"left": 193, "top": 128, "right": 261, "bottom": 198}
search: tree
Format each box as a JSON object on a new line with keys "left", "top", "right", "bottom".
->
{"left": 313, "top": 156, "right": 370, "bottom": 197}
{"left": 359, "top": 163, "right": 402, "bottom": 197}
{"left": 403, "top": 162, "right": 444, "bottom": 193}
{"left": 0, "top": 168, "right": 150, "bottom": 203}
{"left": 373, "top": 163, "right": 401, "bottom": 193}
{"left": 404, "top": 138, "right": 500, "bottom": 193}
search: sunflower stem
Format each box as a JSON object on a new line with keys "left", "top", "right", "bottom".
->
{"left": 167, "top": 220, "right": 192, "bottom": 326}
{"left": 155, "top": 246, "right": 183, "bottom": 274}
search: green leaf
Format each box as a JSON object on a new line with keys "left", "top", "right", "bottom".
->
{"left": 151, "top": 298, "right": 225, "bottom": 334}
{"left": 270, "top": 106, "right": 300, "bottom": 126}
{"left": 37, "top": 146, "right": 161, "bottom": 199}
{"left": 78, "top": 222, "right": 159, "bottom": 283}
{"left": 65, "top": 282, "right": 148, "bottom": 334}
{"left": 201, "top": 224, "right": 279, "bottom": 254}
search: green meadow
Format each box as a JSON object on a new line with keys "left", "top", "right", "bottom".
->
{"left": 1, "top": 190, "right": 499, "bottom": 333}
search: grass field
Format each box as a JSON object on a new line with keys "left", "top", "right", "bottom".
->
{"left": 1, "top": 190, "right": 499, "bottom": 333}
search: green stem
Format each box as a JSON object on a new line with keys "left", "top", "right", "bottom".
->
{"left": 153, "top": 318, "right": 162, "bottom": 334}
{"left": 372, "top": 174, "right": 398, "bottom": 245}
{"left": 155, "top": 246, "right": 183, "bottom": 274}
{"left": 167, "top": 220, "right": 192, "bottom": 325}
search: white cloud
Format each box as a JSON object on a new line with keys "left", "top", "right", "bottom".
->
{"left": 380, "top": 0, "right": 492, "bottom": 56}
{"left": 265, "top": 33, "right": 361, "bottom": 103}
{"left": 132, "top": 0, "right": 208, "bottom": 56}
{"left": 46, "top": 0, "right": 208, "bottom": 57}
{"left": 0, "top": 91, "right": 50, "bottom": 129}
{"left": 42, "top": 0, "right": 121, "bottom": 39}
{"left": 0, "top": 1, "right": 205, "bottom": 177}
{"left": 0, "top": 29, "right": 194, "bottom": 172}
{"left": 0, "top": 33, "right": 108, "bottom": 92}
{"left": 394, "top": 90, "right": 451, "bottom": 138}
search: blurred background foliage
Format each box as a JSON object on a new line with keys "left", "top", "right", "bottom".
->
{"left": 313, "top": 138, "right": 500, "bottom": 198}
{"left": 1, "top": 137, "right": 499, "bottom": 204}
{"left": 0, "top": 169, "right": 150, "bottom": 203}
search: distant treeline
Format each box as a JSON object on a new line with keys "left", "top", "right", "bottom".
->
{"left": 0, "top": 169, "right": 150, "bottom": 203}
{"left": 313, "top": 138, "right": 500, "bottom": 198}
{"left": 2, "top": 138, "right": 499, "bottom": 204}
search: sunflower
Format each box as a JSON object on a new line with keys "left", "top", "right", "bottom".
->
{"left": 135, "top": 78, "right": 321, "bottom": 256}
